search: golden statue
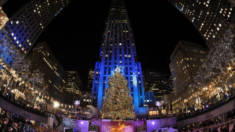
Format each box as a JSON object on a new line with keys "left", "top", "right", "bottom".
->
{"left": 110, "top": 122, "right": 129, "bottom": 132}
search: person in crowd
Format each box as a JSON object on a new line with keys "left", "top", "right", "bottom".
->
{"left": 232, "top": 124, "right": 235, "bottom": 132}
{"left": 13, "top": 122, "right": 22, "bottom": 132}
{"left": 2, "top": 118, "right": 9, "bottom": 131}
{"left": 0, "top": 119, "right": 3, "bottom": 132}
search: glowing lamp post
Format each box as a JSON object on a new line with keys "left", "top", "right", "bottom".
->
{"left": 184, "top": 99, "right": 188, "bottom": 113}
{"left": 74, "top": 100, "right": 80, "bottom": 117}
{"left": 53, "top": 101, "right": 59, "bottom": 113}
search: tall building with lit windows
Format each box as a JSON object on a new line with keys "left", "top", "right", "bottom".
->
{"left": 143, "top": 70, "right": 173, "bottom": 105}
{"left": 91, "top": 0, "right": 146, "bottom": 115}
{"left": 168, "top": 0, "right": 235, "bottom": 49}
{"left": 4, "top": 0, "right": 71, "bottom": 55}
{"left": 169, "top": 41, "right": 207, "bottom": 95}
{"left": 28, "top": 42, "right": 67, "bottom": 102}
{"left": 87, "top": 69, "right": 94, "bottom": 90}
{"left": 66, "top": 71, "right": 82, "bottom": 97}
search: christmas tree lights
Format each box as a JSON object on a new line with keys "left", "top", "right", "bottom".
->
{"left": 101, "top": 72, "right": 136, "bottom": 120}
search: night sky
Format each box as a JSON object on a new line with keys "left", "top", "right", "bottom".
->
{"left": 3, "top": 0, "right": 206, "bottom": 91}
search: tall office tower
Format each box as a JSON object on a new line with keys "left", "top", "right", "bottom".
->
{"left": 143, "top": 70, "right": 172, "bottom": 105}
{"left": 91, "top": 0, "right": 145, "bottom": 115}
{"left": 4, "top": 0, "right": 71, "bottom": 55}
{"left": 66, "top": 71, "right": 82, "bottom": 97}
{"left": 80, "top": 91, "right": 92, "bottom": 106}
{"left": 87, "top": 69, "right": 94, "bottom": 90}
{"left": 28, "top": 42, "right": 66, "bottom": 101}
{"left": 168, "top": 0, "right": 235, "bottom": 49}
{"left": 169, "top": 41, "right": 207, "bottom": 95}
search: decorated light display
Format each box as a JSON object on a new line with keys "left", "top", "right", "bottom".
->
{"left": 110, "top": 122, "right": 129, "bottom": 132}
{"left": 101, "top": 72, "right": 136, "bottom": 120}
{"left": 172, "top": 28, "right": 235, "bottom": 110}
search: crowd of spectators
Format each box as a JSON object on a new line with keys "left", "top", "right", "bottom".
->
{"left": 0, "top": 87, "right": 47, "bottom": 117}
{"left": 180, "top": 102, "right": 235, "bottom": 131}
{"left": 0, "top": 112, "right": 35, "bottom": 132}
{"left": 182, "top": 124, "right": 235, "bottom": 132}
{"left": 177, "top": 91, "right": 235, "bottom": 120}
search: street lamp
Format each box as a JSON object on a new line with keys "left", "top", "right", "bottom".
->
{"left": 74, "top": 100, "right": 80, "bottom": 117}
{"left": 53, "top": 101, "right": 59, "bottom": 113}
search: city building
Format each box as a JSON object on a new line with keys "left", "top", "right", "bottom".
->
{"left": 91, "top": 0, "right": 146, "bottom": 115}
{"left": 4, "top": 0, "right": 71, "bottom": 55}
{"left": 143, "top": 70, "right": 173, "bottom": 105}
{"left": 66, "top": 71, "right": 82, "bottom": 98}
{"left": 87, "top": 69, "right": 94, "bottom": 90}
{"left": 168, "top": 0, "right": 235, "bottom": 49}
{"left": 169, "top": 40, "right": 207, "bottom": 95}
{"left": 80, "top": 91, "right": 92, "bottom": 106}
{"left": 28, "top": 42, "right": 67, "bottom": 102}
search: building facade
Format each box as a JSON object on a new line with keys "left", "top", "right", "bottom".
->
{"left": 87, "top": 69, "right": 94, "bottom": 91}
{"left": 66, "top": 71, "right": 82, "bottom": 98}
{"left": 80, "top": 91, "right": 92, "bottom": 106}
{"left": 4, "top": 0, "right": 71, "bottom": 55}
{"left": 169, "top": 41, "right": 207, "bottom": 95}
{"left": 91, "top": 0, "right": 146, "bottom": 115}
{"left": 28, "top": 42, "right": 66, "bottom": 102}
{"left": 168, "top": 0, "right": 235, "bottom": 49}
{"left": 143, "top": 70, "right": 173, "bottom": 105}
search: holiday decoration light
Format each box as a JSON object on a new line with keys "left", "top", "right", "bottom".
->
{"left": 110, "top": 122, "right": 129, "bottom": 132}
{"left": 54, "top": 101, "right": 59, "bottom": 108}
{"left": 172, "top": 29, "right": 235, "bottom": 110}
{"left": 101, "top": 72, "right": 136, "bottom": 120}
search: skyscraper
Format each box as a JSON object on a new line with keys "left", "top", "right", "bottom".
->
{"left": 91, "top": 0, "right": 146, "bottom": 115}
{"left": 4, "top": 0, "right": 71, "bottom": 55}
{"left": 66, "top": 71, "right": 82, "bottom": 97}
{"left": 169, "top": 41, "right": 207, "bottom": 95}
{"left": 28, "top": 42, "right": 66, "bottom": 101}
{"left": 87, "top": 69, "right": 94, "bottom": 90}
{"left": 168, "top": 0, "right": 235, "bottom": 49}
{"left": 143, "top": 70, "right": 173, "bottom": 104}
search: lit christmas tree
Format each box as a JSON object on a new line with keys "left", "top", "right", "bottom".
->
{"left": 101, "top": 68, "right": 136, "bottom": 120}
